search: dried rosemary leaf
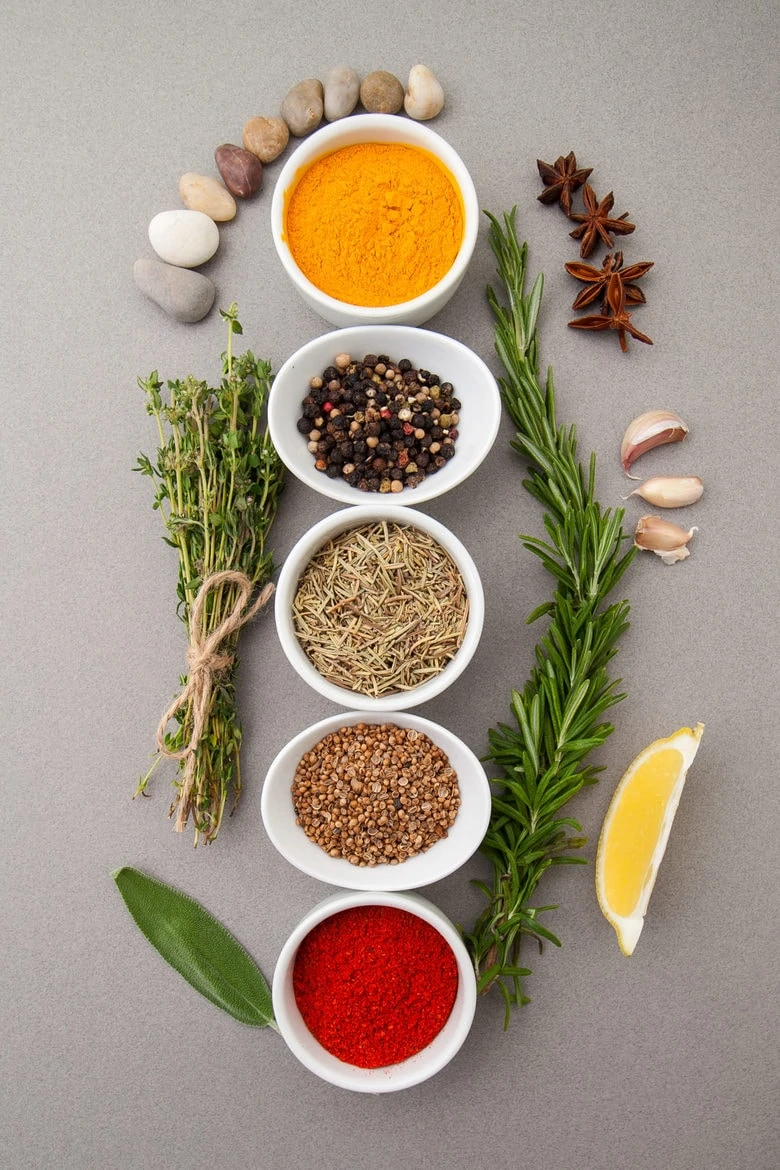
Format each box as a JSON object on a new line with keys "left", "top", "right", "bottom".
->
{"left": 292, "top": 521, "right": 469, "bottom": 696}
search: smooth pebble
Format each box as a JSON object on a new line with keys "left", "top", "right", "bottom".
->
{"left": 242, "top": 115, "right": 290, "bottom": 163}
{"left": 178, "top": 172, "right": 237, "bottom": 221}
{"left": 359, "top": 70, "right": 404, "bottom": 114}
{"left": 280, "top": 78, "right": 324, "bottom": 137}
{"left": 134, "top": 258, "right": 216, "bottom": 322}
{"left": 404, "top": 64, "right": 445, "bottom": 121}
{"left": 323, "top": 65, "right": 360, "bottom": 121}
{"left": 148, "top": 209, "right": 219, "bottom": 268}
{"left": 214, "top": 144, "right": 264, "bottom": 198}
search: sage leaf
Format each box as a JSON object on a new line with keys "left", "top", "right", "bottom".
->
{"left": 113, "top": 866, "right": 276, "bottom": 1029}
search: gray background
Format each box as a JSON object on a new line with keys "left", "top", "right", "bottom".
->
{"left": 2, "top": 1, "right": 778, "bottom": 1167}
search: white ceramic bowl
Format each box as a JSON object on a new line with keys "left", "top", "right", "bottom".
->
{"left": 272, "top": 889, "right": 477, "bottom": 1092}
{"left": 274, "top": 504, "right": 484, "bottom": 711}
{"left": 270, "top": 114, "right": 479, "bottom": 327}
{"left": 267, "top": 324, "right": 501, "bottom": 506}
{"left": 261, "top": 709, "right": 491, "bottom": 891}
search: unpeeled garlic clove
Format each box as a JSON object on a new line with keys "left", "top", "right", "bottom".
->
{"left": 634, "top": 515, "right": 697, "bottom": 565}
{"left": 403, "top": 64, "right": 445, "bottom": 121}
{"left": 626, "top": 475, "right": 704, "bottom": 508}
{"left": 621, "top": 410, "right": 689, "bottom": 478}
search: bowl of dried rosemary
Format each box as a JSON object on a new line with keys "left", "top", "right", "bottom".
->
{"left": 267, "top": 324, "right": 501, "bottom": 506}
{"left": 274, "top": 505, "right": 484, "bottom": 710}
{"left": 261, "top": 709, "right": 491, "bottom": 891}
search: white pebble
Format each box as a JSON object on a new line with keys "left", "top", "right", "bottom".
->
{"left": 148, "top": 209, "right": 219, "bottom": 268}
{"left": 404, "top": 64, "right": 445, "bottom": 121}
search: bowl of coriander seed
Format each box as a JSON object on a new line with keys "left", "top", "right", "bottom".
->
{"left": 261, "top": 709, "right": 491, "bottom": 891}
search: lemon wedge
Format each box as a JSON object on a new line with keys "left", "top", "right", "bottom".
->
{"left": 595, "top": 723, "right": 704, "bottom": 956}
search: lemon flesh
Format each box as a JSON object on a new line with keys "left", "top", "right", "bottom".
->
{"left": 595, "top": 724, "right": 704, "bottom": 956}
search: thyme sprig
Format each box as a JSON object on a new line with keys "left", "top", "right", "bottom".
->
{"left": 134, "top": 305, "right": 285, "bottom": 845}
{"left": 463, "top": 210, "right": 635, "bottom": 1024}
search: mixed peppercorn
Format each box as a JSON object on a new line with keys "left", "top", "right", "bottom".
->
{"left": 296, "top": 352, "right": 460, "bottom": 491}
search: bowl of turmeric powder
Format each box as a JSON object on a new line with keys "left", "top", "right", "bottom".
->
{"left": 271, "top": 114, "right": 479, "bottom": 327}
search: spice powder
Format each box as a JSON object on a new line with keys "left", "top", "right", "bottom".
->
{"left": 293, "top": 904, "right": 459, "bottom": 1068}
{"left": 283, "top": 142, "right": 464, "bottom": 306}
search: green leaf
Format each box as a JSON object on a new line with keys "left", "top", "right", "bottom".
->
{"left": 112, "top": 866, "right": 276, "bottom": 1029}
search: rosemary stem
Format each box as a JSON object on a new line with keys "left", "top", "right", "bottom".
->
{"left": 463, "top": 210, "right": 635, "bottom": 1024}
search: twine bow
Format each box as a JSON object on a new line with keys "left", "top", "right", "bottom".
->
{"left": 155, "top": 569, "right": 275, "bottom": 832}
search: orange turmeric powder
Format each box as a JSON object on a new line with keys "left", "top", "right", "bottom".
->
{"left": 284, "top": 142, "right": 464, "bottom": 307}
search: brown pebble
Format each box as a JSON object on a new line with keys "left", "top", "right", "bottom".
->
{"left": 242, "top": 115, "right": 290, "bottom": 163}
{"left": 214, "top": 144, "right": 264, "bottom": 198}
{"left": 178, "top": 172, "right": 237, "bottom": 222}
{"left": 359, "top": 70, "right": 404, "bottom": 114}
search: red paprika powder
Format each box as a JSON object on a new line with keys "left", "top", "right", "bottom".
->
{"left": 292, "top": 904, "right": 458, "bottom": 1068}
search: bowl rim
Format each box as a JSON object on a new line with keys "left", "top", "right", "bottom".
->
{"left": 273, "top": 503, "right": 485, "bottom": 711}
{"left": 260, "top": 708, "right": 491, "bottom": 890}
{"left": 270, "top": 113, "right": 480, "bottom": 320}
{"left": 272, "top": 888, "right": 478, "bottom": 1092}
{"left": 267, "top": 323, "right": 502, "bottom": 506}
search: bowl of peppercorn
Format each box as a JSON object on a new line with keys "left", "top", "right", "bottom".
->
{"left": 267, "top": 325, "right": 501, "bottom": 505}
{"left": 271, "top": 114, "right": 479, "bottom": 328}
{"left": 272, "top": 889, "right": 477, "bottom": 1092}
{"left": 261, "top": 709, "right": 491, "bottom": 891}
{"left": 274, "top": 503, "right": 484, "bottom": 710}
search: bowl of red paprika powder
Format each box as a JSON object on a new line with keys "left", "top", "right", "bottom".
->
{"left": 271, "top": 114, "right": 479, "bottom": 327}
{"left": 272, "top": 889, "right": 477, "bottom": 1092}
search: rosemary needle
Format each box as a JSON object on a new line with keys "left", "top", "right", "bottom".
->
{"left": 462, "top": 210, "right": 636, "bottom": 1026}
{"left": 292, "top": 521, "right": 469, "bottom": 696}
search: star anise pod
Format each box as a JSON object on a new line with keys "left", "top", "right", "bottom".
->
{"left": 568, "top": 272, "right": 652, "bottom": 352}
{"left": 536, "top": 151, "right": 593, "bottom": 216}
{"left": 568, "top": 185, "right": 636, "bottom": 258}
{"left": 565, "top": 251, "right": 654, "bottom": 310}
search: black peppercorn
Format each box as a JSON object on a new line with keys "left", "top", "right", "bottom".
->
{"left": 297, "top": 354, "right": 461, "bottom": 490}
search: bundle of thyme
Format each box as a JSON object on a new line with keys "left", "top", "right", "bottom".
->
{"left": 134, "top": 305, "right": 285, "bottom": 845}
{"left": 463, "top": 211, "right": 636, "bottom": 1023}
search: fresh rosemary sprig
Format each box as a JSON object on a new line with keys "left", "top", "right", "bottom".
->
{"left": 463, "top": 210, "right": 636, "bottom": 1024}
{"left": 134, "top": 305, "right": 285, "bottom": 845}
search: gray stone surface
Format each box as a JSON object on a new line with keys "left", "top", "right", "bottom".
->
{"left": 1, "top": 2, "right": 778, "bottom": 1169}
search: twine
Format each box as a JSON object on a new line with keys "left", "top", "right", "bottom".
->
{"left": 155, "top": 569, "right": 275, "bottom": 832}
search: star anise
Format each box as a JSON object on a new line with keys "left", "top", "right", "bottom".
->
{"left": 564, "top": 251, "right": 654, "bottom": 310}
{"left": 568, "top": 272, "right": 652, "bottom": 352}
{"left": 568, "top": 185, "right": 636, "bottom": 258}
{"left": 536, "top": 151, "right": 593, "bottom": 215}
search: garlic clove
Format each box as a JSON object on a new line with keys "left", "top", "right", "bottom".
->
{"left": 634, "top": 515, "right": 697, "bottom": 565}
{"left": 621, "top": 410, "right": 689, "bottom": 478}
{"left": 626, "top": 475, "right": 704, "bottom": 508}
